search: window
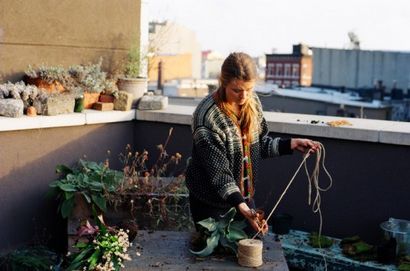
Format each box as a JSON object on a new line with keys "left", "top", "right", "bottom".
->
{"left": 292, "top": 64, "right": 300, "bottom": 78}
{"left": 267, "top": 63, "right": 275, "bottom": 78}
{"left": 284, "top": 64, "right": 291, "bottom": 78}
{"left": 276, "top": 64, "right": 283, "bottom": 77}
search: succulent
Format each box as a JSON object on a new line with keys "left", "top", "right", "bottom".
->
{"left": 25, "top": 64, "right": 71, "bottom": 85}
{"left": 0, "top": 81, "right": 49, "bottom": 110}
{"left": 68, "top": 58, "right": 107, "bottom": 93}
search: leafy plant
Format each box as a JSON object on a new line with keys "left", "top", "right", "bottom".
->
{"left": 308, "top": 232, "right": 333, "bottom": 248}
{"left": 0, "top": 245, "right": 60, "bottom": 271}
{"left": 48, "top": 159, "right": 124, "bottom": 218}
{"left": 68, "top": 58, "right": 108, "bottom": 93}
{"left": 340, "top": 235, "right": 376, "bottom": 261}
{"left": 65, "top": 215, "right": 131, "bottom": 271}
{"left": 190, "top": 207, "right": 248, "bottom": 257}
{"left": 25, "top": 64, "right": 71, "bottom": 85}
{"left": 111, "top": 127, "right": 192, "bottom": 230}
{"left": 124, "top": 46, "right": 143, "bottom": 78}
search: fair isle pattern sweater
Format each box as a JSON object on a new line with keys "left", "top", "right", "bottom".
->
{"left": 186, "top": 93, "right": 292, "bottom": 209}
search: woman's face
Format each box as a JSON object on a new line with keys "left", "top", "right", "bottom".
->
{"left": 225, "top": 80, "right": 255, "bottom": 106}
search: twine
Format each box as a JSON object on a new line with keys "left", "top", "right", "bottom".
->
{"left": 251, "top": 142, "right": 333, "bottom": 239}
{"left": 237, "top": 239, "right": 263, "bottom": 267}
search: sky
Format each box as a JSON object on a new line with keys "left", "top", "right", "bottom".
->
{"left": 147, "top": 0, "right": 410, "bottom": 57}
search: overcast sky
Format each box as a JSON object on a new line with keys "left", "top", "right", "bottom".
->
{"left": 147, "top": 0, "right": 410, "bottom": 57}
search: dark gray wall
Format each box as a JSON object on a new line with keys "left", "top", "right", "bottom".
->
{"left": 0, "top": 122, "right": 135, "bottom": 252}
{"left": 0, "top": 120, "right": 409, "bottom": 252}
{"left": 259, "top": 94, "right": 391, "bottom": 120}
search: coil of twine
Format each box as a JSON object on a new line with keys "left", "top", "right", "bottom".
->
{"left": 237, "top": 239, "right": 263, "bottom": 267}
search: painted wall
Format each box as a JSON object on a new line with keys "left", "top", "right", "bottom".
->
{"left": 1, "top": 120, "right": 408, "bottom": 252}
{"left": 312, "top": 47, "right": 410, "bottom": 90}
{"left": 0, "top": 0, "right": 143, "bottom": 81}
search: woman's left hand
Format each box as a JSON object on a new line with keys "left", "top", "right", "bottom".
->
{"left": 291, "top": 138, "right": 320, "bottom": 154}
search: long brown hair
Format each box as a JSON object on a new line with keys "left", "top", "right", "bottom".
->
{"left": 213, "top": 52, "right": 258, "bottom": 141}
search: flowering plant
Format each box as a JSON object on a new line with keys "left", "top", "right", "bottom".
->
{"left": 66, "top": 215, "right": 131, "bottom": 271}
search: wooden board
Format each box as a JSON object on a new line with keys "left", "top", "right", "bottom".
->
{"left": 124, "top": 230, "right": 289, "bottom": 270}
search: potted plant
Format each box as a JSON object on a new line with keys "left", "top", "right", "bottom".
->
{"left": 25, "top": 64, "right": 69, "bottom": 93}
{"left": 68, "top": 58, "right": 107, "bottom": 109}
{"left": 117, "top": 45, "right": 148, "bottom": 108}
{"left": 48, "top": 128, "right": 192, "bottom": 252}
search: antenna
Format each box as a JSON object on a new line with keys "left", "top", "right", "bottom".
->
{"left": 348, "top": 31, "right": 360, "bottom": 50}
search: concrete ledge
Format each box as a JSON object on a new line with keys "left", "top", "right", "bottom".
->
{"left": 1, "top": 104, "right": 410, "bottom": 146}
{"left": 136, "top": 104, "right": 193, "bottom": 125}
{"left": 85, "top": 109, "right": 136, "bottom": 124}
{"left": 0, "top": 113, "right": 85, "bottom": 131}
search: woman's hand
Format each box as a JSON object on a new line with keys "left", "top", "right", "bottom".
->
{"left": 237, "top": 202, "right": 268, "bottom": 235}
{"left": 291, "top": 138, "right": 320, "bottom": 154}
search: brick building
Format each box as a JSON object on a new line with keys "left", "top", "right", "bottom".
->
{"left": 265, "top": 44, "right": 313, "bottom": 87}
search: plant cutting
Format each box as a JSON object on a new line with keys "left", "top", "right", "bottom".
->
{"left": 65, "top": 214, "right": 131, "bottom": 271}
{"left": 190, "top": 207, "right": 248, "bottom": 257}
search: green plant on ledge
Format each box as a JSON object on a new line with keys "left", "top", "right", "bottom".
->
{"left": 190, "top": 207, "right": 248, "bottom": 257}
{"left": 48, "top": 159, "right": 123, "bottom": 218}
{"left": 123, "top": 46, "right": 144, "bottom": 79}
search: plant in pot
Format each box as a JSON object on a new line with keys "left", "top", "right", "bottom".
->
{"left": 117, "top": 45, "right": 148, "bottom": 108}
{"left": 108, "top": 127, "right": 192, "bottom": 231}
{"left": 68, "top": 58, "right": 107, "bottom": 109}
{"left": 25, "top": 64, "right": 69, "bottom": 93}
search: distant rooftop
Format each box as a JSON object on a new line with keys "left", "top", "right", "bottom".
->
{"left": 255, "top": 83, "right": 389, "bottom": 109}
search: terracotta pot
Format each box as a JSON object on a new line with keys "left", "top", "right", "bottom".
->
{"left": 26, "top": 77, "right": 65, "bottom": 94}
{"left": 26, "top": 106, "right": 37, "bottom": 117}
{"left": 83, "top": 92, "right": 100, "bottom": 109}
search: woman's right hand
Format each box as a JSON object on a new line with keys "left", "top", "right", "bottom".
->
{"left": 238, "top": 202, "right": 268, "bottom": 235}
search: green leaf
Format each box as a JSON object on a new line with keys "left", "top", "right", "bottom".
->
{"left": 57, "top": 183, "right": 77, "bottom": 192}
{"left": 88, "top": 249, "right": 101, "bottom": 270}
{"left": 230, "top": 220, "right": 247, "bottom": 230}
{"left": 64, "top": 191, "right": 75, "bottom": 200}
{"left": 190, "top": 231, "right": 220, "bottom": 257}
{"left": 48, "top": 180, "right": 60, "bottom": 188}
{"left": 220, "top": 236, "right": 238, "bottom": 253}
{"left": 91, "top": 194, "right": 106, "bottom": 212}
{"left": 81, "top": 192, "right": 91, "bottom": 203}
{"left": 75, "top": 242, "right": 89, "bottom": 248}
{"left": 61, "top": 197, "right": 75, "bottom": 218}
{"left": 226, "top": 227, "right": 248, "bottom": 242}
{"left": 89, "top": 181, "right": 104, "bottom": 190}
{"left": 66, "top": 246, "right": 92, "bottom": 271}
{"left": 218, "top": 207, "right": 236, "bottom": 228}
{"left": 197, "top": 217, "right": 217, "bottom": 232}
{"left": 55, "top": 164, "right": 73, "bottom": 175}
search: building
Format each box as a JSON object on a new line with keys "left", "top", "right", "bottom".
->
{"left": 265, "top": 44, "right": 313, "bottom": 87}
{"left": 148, "top": 21, "right": 201, "bottom": 82}
{"left": 312, "top": 47, "right": 410, "bottom": 91}
{"left": 201, "top": 50, "right": 224, "bottom": 79}
{"left": 256, "top": 84, "right": 392, "bottom": 120}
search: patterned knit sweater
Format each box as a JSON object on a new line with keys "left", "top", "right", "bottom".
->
{"left": 186, "top": 93, "right": 292, "bottom": 209}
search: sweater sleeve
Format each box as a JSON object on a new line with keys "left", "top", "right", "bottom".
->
{"left": 192, "top": 126, "right": 244, "bottom": 205}
{"left": 255, "top": 94, "right": 293, "bottom": 158}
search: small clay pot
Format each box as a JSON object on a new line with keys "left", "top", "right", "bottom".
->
{"left": 26, "top": 106, "right": 37, "bottom": 117}
{"left": 271, "top": 213, "right": 293, "bottom": 235}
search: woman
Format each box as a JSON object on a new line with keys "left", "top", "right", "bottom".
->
{"left": 186, "top": 52, "right": 319, "bottom": 235}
